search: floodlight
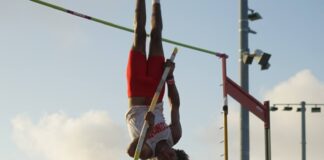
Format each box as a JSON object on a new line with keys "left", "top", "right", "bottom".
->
{"left": 283, "top": 106, "right": 293, "bottom": 111}
{"left": 270, "top": 106, "right": 278, "bottom": 111}
{"left": 297, "top": 108, "right": 306, "bottom": 112}
{"left": 242, "top": 54, "right": 254, "bottom": 64}
{"left": 242, "top": 49, "right": 272, "bottom": 70}
{"left": 257, "top": 53, "right": 271, "bottom": 66}
{"left": 253, "top": 49, "right": 271, "bottom": 70}
{"left": 261, "top": 63, "right": 271, "bottom": 70}
{"left": 311, "top": 107, "right": 321, "bottom": 113}
{"left": 248, "top": 9, "right": 262, "bottom": 21}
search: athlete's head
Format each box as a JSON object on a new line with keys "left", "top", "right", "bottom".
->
{"left": 174, "top": 149, "right": 189, "bottom": 160}
{"left": 157, "top": 144, "right": 189, "bottom": 160}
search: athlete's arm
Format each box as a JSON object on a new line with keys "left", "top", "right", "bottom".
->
{"left": 165, "top": 60, "right": 182, "bottom": 144}
{"left": 127, "top": 112, "right": 155, "bottom": 158}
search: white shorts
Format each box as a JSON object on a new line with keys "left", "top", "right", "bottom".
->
{"left": 125, "top": 102, "right": 174, "bottom": 156}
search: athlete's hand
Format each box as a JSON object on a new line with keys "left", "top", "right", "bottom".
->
{"left": 164, "top": 59, "right": 175, "bottom": 78}
{"left": 145, "top": 111, "right": 155, "bottom": 128}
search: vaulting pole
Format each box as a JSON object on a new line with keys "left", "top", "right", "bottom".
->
{"left": 30, "top": 0, "right": 221, "bottom": 56}
{"left": 133, "top": 48, "right": 178, "bottom": 160}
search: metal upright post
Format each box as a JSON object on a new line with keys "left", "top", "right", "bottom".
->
{"left": 219, "top": 54, "right": 229, "bottom": 160}
{"left": 301, "top": 101, "right": 306, "bottom": 160}
{"left": 224, "top": 105, "right": 229, "bottom": 160}
{"left": 264, "top": 101, "right": 271, "bottom": 160}
{"left": 239, "top": 0, "right": 250, "bottom": 159}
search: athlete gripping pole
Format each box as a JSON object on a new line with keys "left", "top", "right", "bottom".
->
{"left": 133, "top": 48, "right": 177, "bottom": 160}
{"left": 125, "top": 0, "right": 188, "bottom": 159}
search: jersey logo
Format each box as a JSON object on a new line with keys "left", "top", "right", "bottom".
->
{"left": 147, "top": 122, "right": 168, "bottom": 139}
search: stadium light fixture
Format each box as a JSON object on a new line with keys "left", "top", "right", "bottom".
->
{"left": 248, "top": 9, "right": 263, "bottom": 21}
{"left": 283, "top": 106, "right": 293, "bottom": 111}
{"left": 311, "top": 107, "right": 321, "bottom": 113}
{"left": 270, "top": 105, "right": 278, "bottom": 111}
{"left": 242, "top": 49, "right": 271, "bottom": 70}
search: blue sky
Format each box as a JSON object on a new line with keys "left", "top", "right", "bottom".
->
{"left": 1, "top": 0, "right": 324, "bottom": 160}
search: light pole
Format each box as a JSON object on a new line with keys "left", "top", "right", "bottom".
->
{"left": 239, "top": 1, "right": 250, "bottom": 159}
{"left": 271, "top": 101, "right": 323, "bottom": 160}
{"left": 239, "top": 1, "right": 270, "bottom": 160}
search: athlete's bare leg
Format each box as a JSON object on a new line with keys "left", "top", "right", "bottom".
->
{"left": 132, "top": 0, "right": 147, "bottom": 56}
{"left": 149, "top": 3, "right": 164, "bottom": 57}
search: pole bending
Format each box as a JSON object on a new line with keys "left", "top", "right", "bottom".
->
{"left": 30, "top": 0, "right": 222, "bottom": 56}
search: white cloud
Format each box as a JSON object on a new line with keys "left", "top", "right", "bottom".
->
{"left": 263, "top": 69, "right": 324, "bottom": 160}
{"left": 12, "top": 111, "right": 128, "bottom": 160}
{"left": 264, "top": 69, "right": 324, "bottom": 103}
{"left": 198, "top": 69, "right": 324, "bottom": 160}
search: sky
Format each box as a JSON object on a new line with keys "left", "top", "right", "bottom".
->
{"left": 1, "top": 0, "right": 324, "bottom": 160}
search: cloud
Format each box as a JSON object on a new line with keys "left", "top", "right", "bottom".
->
{"left": 198, "top": 69, "right": 324, "bottom": 160}
{"left": 264, "top": 69, "right": 324, "bottom": 103}
{"left": 263, "top": 69, "right": 324, "bottom": 160}
{"left": 12, "top": 111, "right": 128, "bottom": 160}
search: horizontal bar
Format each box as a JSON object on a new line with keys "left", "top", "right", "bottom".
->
{"left": 30, "top": 0, "right": 222, "bottom": 56}
{"left": 273, "top": 103, "right": 324, "bottom": 106}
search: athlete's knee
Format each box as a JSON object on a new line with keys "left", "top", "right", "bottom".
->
{"left": 134, "top": 26, "right": 147, "bottom": 42}
{"left": 150, "top": 28, "right": 162, "bottom": 42}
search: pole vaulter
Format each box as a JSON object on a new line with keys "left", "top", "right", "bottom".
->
{"left": 29, "top": 0, "right": 271, "bottom": 159}
{"left": 132, "top": 48, "right": 178, "bottom": 160}
{"left": 216, "top": 54, "right": 271, "bottom": 160}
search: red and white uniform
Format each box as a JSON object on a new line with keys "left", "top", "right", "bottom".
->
{"left": 126, "top": 103, "right": 174, "bottom": 156}
{"left": 126, "top": 50, "right": 165, "bottom": 101}
{"left": 126, "top": 50, "right": 173, "bottom": 156}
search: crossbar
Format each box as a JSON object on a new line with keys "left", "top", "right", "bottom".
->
{"left": 30, "top": 0, "right": 221, "bottom": 56}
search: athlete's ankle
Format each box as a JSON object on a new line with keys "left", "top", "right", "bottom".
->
{"left": 152, "top": 0, "right": 160, "bottom": 5}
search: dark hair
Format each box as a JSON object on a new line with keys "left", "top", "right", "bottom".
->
{"left": 175, "top": 149, "right": 189, "bottom": 160}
